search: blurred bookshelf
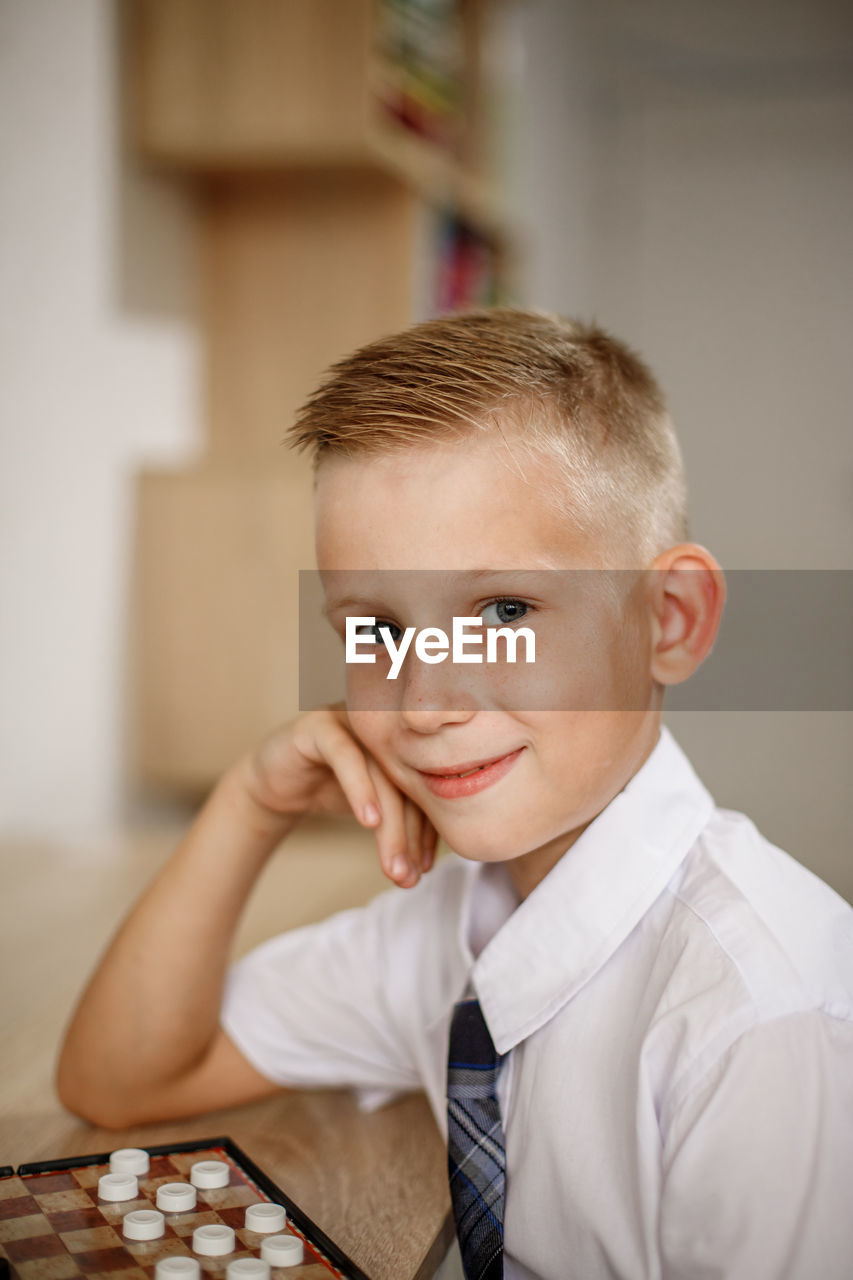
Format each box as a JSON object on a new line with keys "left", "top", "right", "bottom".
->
{"left": 125, "top": 0, "right": 519, "bottom": 793}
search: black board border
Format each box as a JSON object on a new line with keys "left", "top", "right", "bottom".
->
{"left": 15, "top": 1135, "right": 372, "bottom": 1280}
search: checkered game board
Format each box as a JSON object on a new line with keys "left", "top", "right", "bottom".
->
{"left": 0, "top": 1140, "right": 369, "bottom": 1280}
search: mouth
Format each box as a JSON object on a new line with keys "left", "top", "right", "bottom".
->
{"left": 415, "top": 747, "right": 525, "bottom": 799}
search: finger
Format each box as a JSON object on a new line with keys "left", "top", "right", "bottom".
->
{"left": 421, "top": 816, "right": 439, "bottom": 872}
{"left": 410, "top": 805, "right": 437, "bottom": 875}
{"left": 369, "top": 766, "right": 416, "bottom": 887}
{"left": 402, "top": 800, "right": 424, "bottom": 877}
{"left": 297, "top": 715, "right": 382, "bottom": 828}
{"left": 366, "top": 762, "right": 419, "bottom": 888}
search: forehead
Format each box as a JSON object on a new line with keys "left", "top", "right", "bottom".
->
{"left": 313, "top": 439, "right": 602, "bottom": 572}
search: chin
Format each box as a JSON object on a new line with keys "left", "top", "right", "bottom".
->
{"left": 437, "top": 826, "right": 531, "bottom": 865}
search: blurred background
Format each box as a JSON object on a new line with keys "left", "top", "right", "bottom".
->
{"left": 1, "top": 0, "right": 851, "bottom": 899}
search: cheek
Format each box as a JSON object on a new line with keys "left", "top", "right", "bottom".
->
{"left": 567, "top": 598, "right": 652, "bottom": 710}
{"left": 528, "top": 711, "right": 630, "bottom": 792}
{"left": 346, "top": 710, "right": 398, "bottom": 768}
{"left": 612, "top": 610, "right": 654, "bottom": 701}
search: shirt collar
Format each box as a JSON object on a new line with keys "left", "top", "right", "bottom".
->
{"left": 464, "top": 725, "right": 716, "bottom": 1055}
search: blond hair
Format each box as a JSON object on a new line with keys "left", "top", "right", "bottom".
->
{"left": 288, "top": 308, "right": 688, "bottom": 563}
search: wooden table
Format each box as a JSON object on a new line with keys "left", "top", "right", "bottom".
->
{"left": 0, "top": 820, "right": 453, "bottom": 1280}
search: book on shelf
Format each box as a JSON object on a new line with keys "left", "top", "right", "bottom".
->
{"left": 413, "top": 205, "right": 506, "bottom": 319}
{"left": 372, "top": 0, "right": 467, "bottom": 153}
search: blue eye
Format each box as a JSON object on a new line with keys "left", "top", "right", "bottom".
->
{"left": 354, "top": 621, "right": 402, "bottom": 646}
{"left": 480, "top": 599, "right": 530, "bottom": 626}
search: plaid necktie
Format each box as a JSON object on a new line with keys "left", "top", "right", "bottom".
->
{"left": 447, "top": 997, "right": 506, "bottom": 1280}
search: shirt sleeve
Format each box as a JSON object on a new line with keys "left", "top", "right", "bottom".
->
{"left": 659, "top": 1010, "right": 853, "bottom": 1280}
{"left": 220, "top": 885, "right": 428, "bottom": 1111}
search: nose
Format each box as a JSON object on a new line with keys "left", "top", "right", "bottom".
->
{"left": 400, "top": 701, "right": 477, "bottom": 733}
{"left": 397, "top": 655, "right": 480, "bottom": 733}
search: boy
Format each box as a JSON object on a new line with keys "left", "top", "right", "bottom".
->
{"left": 58, "top": 310, "right": 853, "bottom": 1279}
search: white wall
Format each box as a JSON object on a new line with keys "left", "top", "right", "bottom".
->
{"left": 511, "top": 0, "right": 595, "bottom": 313}
{"left": 0, "top": 0, "right": 200, "bottom": 838}
{"left": 521, "top": 0, "right": 853, "bottom": 896}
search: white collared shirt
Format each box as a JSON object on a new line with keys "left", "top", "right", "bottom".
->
{"left": 222, "top": 727, "right": 853, "bottom": 1279}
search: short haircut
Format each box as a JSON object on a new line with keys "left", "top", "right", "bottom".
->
{"left": 288, "top": 307, "right": 688, "bottom": 564}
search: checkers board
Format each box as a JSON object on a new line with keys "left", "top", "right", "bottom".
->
{"left": 0, "top": 1138, "right": 370, "bottom": 1280}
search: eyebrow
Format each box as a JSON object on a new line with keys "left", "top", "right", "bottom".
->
{"left": 321, "top": 569, "right": 551, "bottom": 618}
{"left": 322, "top": 594, "right": 375, "bottom": 618}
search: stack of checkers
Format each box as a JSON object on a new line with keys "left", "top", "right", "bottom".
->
{"left": 0, "top": 1147, "right": 341, "bottom": 1279}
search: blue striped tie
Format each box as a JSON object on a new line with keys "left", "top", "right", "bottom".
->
{"left": 447, "top": 997, "right": 506, "bottom": 1280}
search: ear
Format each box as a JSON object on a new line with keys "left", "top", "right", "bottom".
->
{"left": 648, "top": 544, "right": 726, "bottom": 686}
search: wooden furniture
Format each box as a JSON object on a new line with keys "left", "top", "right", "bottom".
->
{"left": 124, "top": 0, "right": 515, "bottom": 794}
{"left": 0, "top": 822, "right": 453, "bottom": 1279}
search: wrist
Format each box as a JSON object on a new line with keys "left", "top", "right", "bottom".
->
{"left": 220, "top": 756, "right": 300, "bottom": 843}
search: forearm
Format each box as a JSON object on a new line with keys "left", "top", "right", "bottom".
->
{"left": 56, "top": 757, "right": 295, "bottom": 1122}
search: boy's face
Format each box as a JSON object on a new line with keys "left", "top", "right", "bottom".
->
{"left": 315, "top": 437, "right": 662, "bottom": 893}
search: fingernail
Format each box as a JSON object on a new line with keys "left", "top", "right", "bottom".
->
{"left": 363, "top": 802, "right": 381, "bottom": 826}
{"left": 390, "top": 855, "right": 408, "bottom": 880}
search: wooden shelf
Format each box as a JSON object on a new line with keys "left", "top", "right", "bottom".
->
{"left": 127, "top": 0, "right": 374, "bottom": 166}
{"left": 366, "top": 119, "right": 507, "bottom": 240}
{"left": 126, "top": 0, "right": 508, "bottom": 228}
{"left": 125, "top": 0, "right": 518, "bottom": 793}
{"left": 201, "top": 171, "right": 418, "bottom": 458}
{"left": 130, "top": 463, "right": 316, "bottom": 791}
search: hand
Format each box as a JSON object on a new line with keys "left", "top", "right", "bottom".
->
{"left": 240, "top": 706, "right": 438, "bottom": 888}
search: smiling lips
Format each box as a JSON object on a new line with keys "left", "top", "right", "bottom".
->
{"left": 416, "top": 747, "right": 525, "bottom": 799}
